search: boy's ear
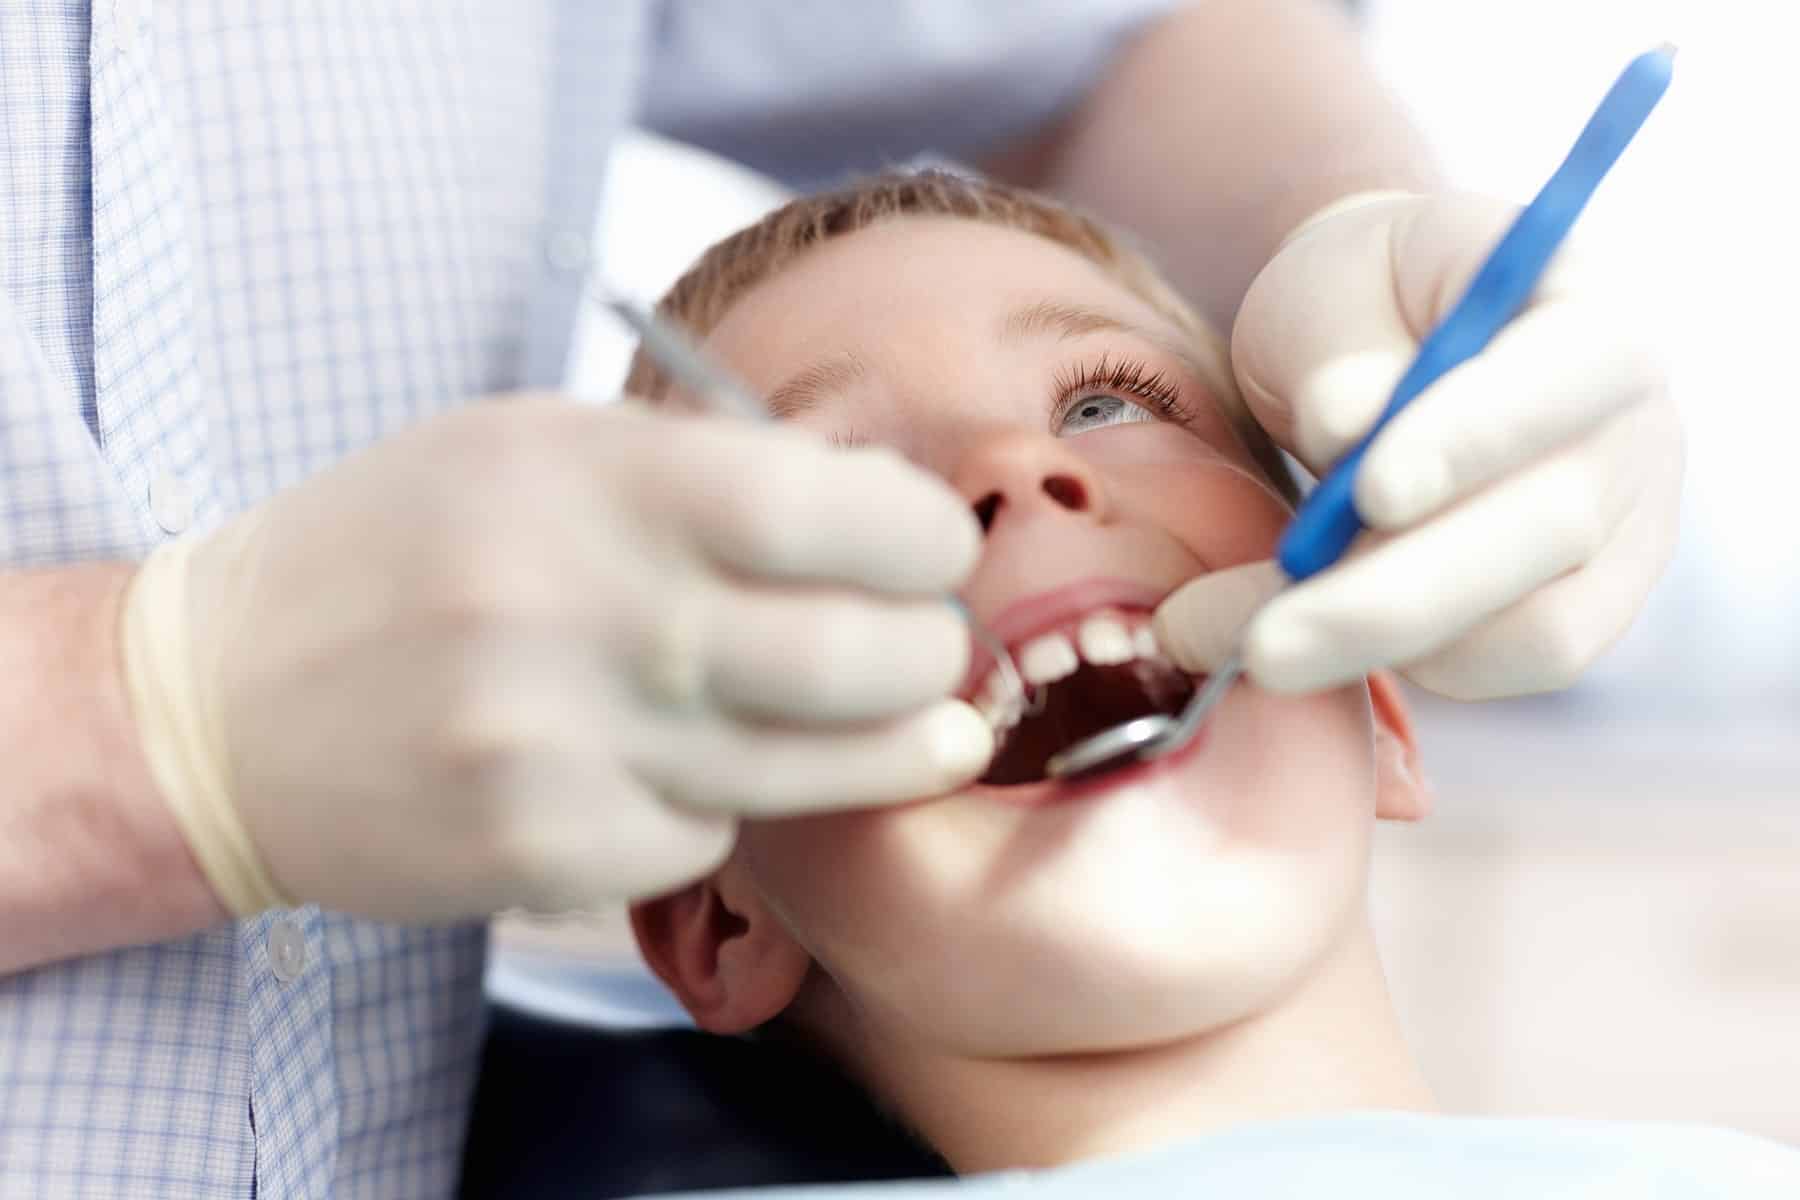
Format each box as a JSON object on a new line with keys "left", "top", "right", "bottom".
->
{"left": 629, "top": 859, "right": 812, "bottom": 1034}
{"left": 1369, "top": 671, "right": 1432, "bottom": 823}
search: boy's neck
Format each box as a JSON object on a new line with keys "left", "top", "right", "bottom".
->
{"left": 845, "top": 917, "right": 1434, "bottom": 1174}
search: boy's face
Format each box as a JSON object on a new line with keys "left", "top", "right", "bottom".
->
{"left": 638, "top": 217, "right": 1425, "bottom": 1058}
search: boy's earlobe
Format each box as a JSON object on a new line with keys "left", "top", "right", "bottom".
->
{"left": 1368, "top": 671, "right": 1432, "bottom": 823}
{"left": 628, "top": 864, "right": 812, "bottom": 1033}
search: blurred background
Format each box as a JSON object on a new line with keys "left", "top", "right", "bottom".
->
{"left": 498, "top": 0, "right": 1800, "bottom": 1146}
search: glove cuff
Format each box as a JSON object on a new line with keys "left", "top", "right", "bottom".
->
{"left": 1278, "top": 189, "right": 1424, "bottom": 252}
{"left": 120, "top": 534, "right": 293, "bottom": 918}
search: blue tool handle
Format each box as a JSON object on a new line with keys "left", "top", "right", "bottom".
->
{"left": 1275, "top": 44, "right": 1675, "bottom": 581}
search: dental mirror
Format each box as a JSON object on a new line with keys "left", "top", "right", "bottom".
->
{"left": 1044, "top": 655, "right": 1242, "bottom": 779}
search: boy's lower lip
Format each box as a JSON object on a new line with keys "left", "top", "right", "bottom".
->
{"left": 967, "top": 721, "right": 1210, "bottom": 808}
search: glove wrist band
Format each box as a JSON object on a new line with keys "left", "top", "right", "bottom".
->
{"left": 120, "top": 535, "right": 292, "bottom": 918}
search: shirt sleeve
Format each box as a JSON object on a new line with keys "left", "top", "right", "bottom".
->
{"left": 636, "top": 0, "right": 1187, "bottom": 190}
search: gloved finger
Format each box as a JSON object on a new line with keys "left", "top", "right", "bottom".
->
{"left": 694, "top": 585, "right": 969, "bottom": 725}
{"left": 1401, "top": 412, "right": 1682, "bottom": 699}
{"left": 1243, "top": 418, "right": 1643, "bottom": 693}
{"left": 1231, "top": 194, "right": 1433, "bottom": 470}
{"left": 1233, "top": 270, "right": 1416, "bottom": 472}
{"left": 1355, "top": 297, "right": 1663, "bottom": 528}
{"left": 1233, "top": 192, "right": 1578, "bottom": 475}
{"left": 655, "top": 422, "right": 981, "bottom": 595}
{"left": 358, "top": 689, "right": 742, "bottom": 917}
{"left": 1151, "top": 561, "right": 1288, "bottom": 673}
{"left": 1281, "top": 348, "right": 1415, "bottom": 472}
{"left": 642, "top": 698, "right": 993, "bottom": 817}
{"left": 509, "top": 767, "right": 740, "bottom": 913}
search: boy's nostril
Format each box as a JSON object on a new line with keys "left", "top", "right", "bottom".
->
{"left": 1042, "top": 474, "right": 1087, "bottom": 511}
{"left": 973, "top": 493, "right": 1002, "bottom": 532}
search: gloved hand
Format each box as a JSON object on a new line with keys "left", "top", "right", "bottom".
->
{"left": 1155, "top": 191, "right": 1682, "bottom": 699}
{"left": 119, "top": 399, "right": 992, "bottom": 921}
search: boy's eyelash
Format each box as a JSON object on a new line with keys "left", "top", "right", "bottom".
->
{"left": 817, "top": 357, "right": 1189, "bottom": 445}
{"left": 1049, "top": 353, "right": 1194, "bottom": 428}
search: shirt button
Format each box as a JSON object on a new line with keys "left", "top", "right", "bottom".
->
{"left": 267, "top": 919, "right": 308, "bottom": 983}
{"left": 148, "top": 470, "right": 193, "bottom": 534}
{"left": 543, "top": 229, "right": 590, "bottom": 275}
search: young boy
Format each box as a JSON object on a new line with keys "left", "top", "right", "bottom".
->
{"left": 621, "top": 171, "right": 1799, "bottom": 1196}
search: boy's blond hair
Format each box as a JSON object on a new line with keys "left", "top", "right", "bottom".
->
{"left": 625, "top": 169, "right": 1293, "bottom": 496}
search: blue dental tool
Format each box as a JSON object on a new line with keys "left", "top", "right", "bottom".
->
{"left": 1046, "top": 43, "right": 1676, "bottom": 780}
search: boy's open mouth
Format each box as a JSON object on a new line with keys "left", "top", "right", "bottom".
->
{"left": 970, "top": 608, "right": 1198, "bottom": 786}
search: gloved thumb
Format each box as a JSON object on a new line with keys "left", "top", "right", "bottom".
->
{"left": 1230, "top": 194, "right": 1421, "bottom": 475}
{"left": 1233, "top": 190, "right": 1546, "bottom": 480}
{"left": 1152, "top": 560, "right": 1288, "bottom": 673}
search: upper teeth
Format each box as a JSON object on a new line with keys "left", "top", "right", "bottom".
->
{"left": 974, "top": 609, "right": 1172, "bottom": 733}
{"left": 1076, "top": 613, "right": 1134, "bottom": 665}
{"left": 1019, "top": 633, "right": 1079, "bottom": 685}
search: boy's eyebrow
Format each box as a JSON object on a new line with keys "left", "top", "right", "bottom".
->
{"left": 766, "top": 352, "right": 867, "bottom": 418}
{"left": 998, "top": 300, "right": 1221, "bottom": 389}
{"left": 761, "top": 300, "right": 1222, "bottom": 418}
{"left": 998, "top": 299, "right": 1142, "bottom": 345}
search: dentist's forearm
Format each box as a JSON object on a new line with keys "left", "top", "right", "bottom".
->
{"left": 987, "top": 0, "right": 1441, "bottom": 331}
{"left": 0, "top": 564, "right": 227, "bottom": 974}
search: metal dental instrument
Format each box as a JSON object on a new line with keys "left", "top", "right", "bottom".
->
{"left": 598, "top": 290, "right": 1034, "bottom": 718}
{"left": 1047, "top": 42, "right": 1677, "bottom": 781}
{"left": 601, "top": 294, "right": 772, "bottom": 424}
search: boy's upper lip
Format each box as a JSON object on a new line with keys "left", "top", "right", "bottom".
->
{"left": 960, "top": 576, "right": 1173, "bottom": 696}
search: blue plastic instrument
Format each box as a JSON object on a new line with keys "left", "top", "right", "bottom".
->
{"left": 1046, "top": 43, "right": 1676, "bottom": 780}
{"left": 1278, "top": 42, "right": 1676, "bottom": 578}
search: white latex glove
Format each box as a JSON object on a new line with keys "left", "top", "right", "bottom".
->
{"left": 119, "top": 399, "right": 992, "bottom": 921}
{"left": 1155, "top": 192, "right": 1682, "bottom": 699}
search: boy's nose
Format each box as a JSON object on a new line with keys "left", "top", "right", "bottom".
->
{"left": 952, "top": 430, "right": 1108, "bottom": 534}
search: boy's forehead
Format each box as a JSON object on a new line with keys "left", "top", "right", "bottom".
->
{"left": 706, "top": 217, "right": 1195, "bottom": 388}
{"left": 686, "top": 210, "right": 1264, "bottom": 499}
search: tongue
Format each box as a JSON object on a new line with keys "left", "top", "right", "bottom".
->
{"left": 981, "top": 659, "right": 1197, "bottom": 786}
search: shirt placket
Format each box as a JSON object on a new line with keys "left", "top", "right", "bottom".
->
{"left": 87, "top": 0, "right": 219, "bottom": 543}
{"left": 88, "top": 4, "right": 338, "bottom": 1198}
{"left": 239, "top": 908, "right": 339, "bottom": 1200}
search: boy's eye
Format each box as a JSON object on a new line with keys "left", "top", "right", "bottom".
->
{"left": 1049, "top": 355, "right": 1190, "bottom": 435}
{"left": 1057, "top": 394, "right": 1158, "bottom": 436}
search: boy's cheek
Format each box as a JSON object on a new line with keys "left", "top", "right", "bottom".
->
{"left": 1067, "top": 420, "right": 1254, "bottom": 474}
{"left": 1108, "top": 463, "right": 1290, "bottom": 569}
{"left": 1073, "top": 425, "right": 1288, "bottom": 529}
{"left": 738, "top": 810, "right": 899, "bottom": 927}
{"left": 741, "top": 802, "right": 999, "bottom": 957}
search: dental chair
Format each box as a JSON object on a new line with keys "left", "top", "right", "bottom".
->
{"left": 459, "top": 952, "right": 949, "bottom": 1198}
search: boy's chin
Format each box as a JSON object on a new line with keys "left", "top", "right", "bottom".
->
{"left": 1051, "top": 916, "right": 1338, "bottom": 1048}
{"left": 839, "top": 693, "right": 1375, "bottom": 1057}
{"left": 929, "top": 961, "right": 1307, "bottom": 1060}
{"left": 893, "top": 870, "right": 1359, "bottom": 1060}
{"left": 952, "top": 821, "right": 1369, "bottom": 1057}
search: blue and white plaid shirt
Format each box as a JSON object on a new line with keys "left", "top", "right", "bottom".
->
{"left": 0, "top": 2, "right": 1176, "bottom": 1196}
